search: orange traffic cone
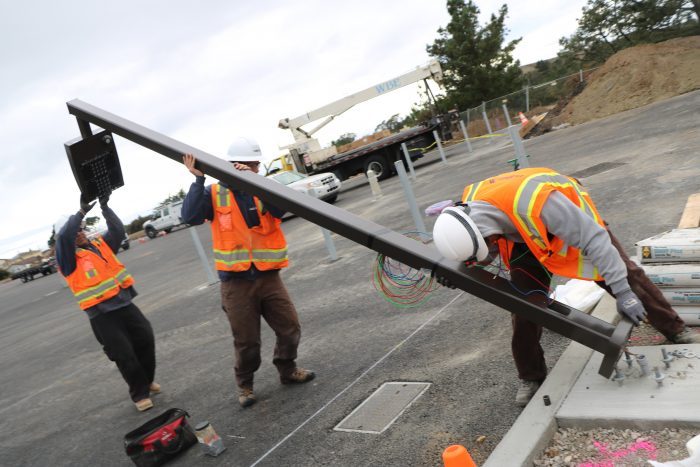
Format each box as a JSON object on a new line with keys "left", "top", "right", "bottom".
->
{"left": 518, "top": 112, "right": 529, "bottom": 126}
{"left": 443, "top": 445, "right": 477, "bottom": 467}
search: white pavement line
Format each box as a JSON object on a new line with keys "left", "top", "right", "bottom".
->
{"left": 45, "top": 291, "right": 58, "bottom": 296}
{"left": 249, "top": 292, "right": 465, "bottom": 467}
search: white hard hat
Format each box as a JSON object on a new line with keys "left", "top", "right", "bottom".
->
{"left": 432, "top": 206, "right": 488, "bottom": 262}
{"left": 226, "top": 136, "right": 262, "bottom": 162}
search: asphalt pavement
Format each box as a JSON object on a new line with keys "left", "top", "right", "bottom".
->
{"left": 1, "top": 90, "right": 698, "bottom": 466}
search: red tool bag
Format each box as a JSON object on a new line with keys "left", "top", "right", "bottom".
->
{"left": 124, "top": 408, "right": 197, "bottom": 467}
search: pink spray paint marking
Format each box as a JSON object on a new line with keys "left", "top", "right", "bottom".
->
{"left": 578, "top": 439, "right": 657, "bottom": 466}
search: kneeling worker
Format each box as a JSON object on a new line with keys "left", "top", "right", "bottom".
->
{"left": 55, "top": 194, "right": 159, "bottom": 412}
{"left": 432, "top": 167, "right": 700, "bottom": 406}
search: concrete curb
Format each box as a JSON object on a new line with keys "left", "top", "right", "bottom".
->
{"left": 483, "top": 294, "right": 619, "bottom": 467}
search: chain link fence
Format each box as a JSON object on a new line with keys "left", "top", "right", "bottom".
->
{"left": 454, "top": 67, "right": 600, "bottom": 138}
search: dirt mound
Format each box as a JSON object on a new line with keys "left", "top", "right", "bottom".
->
{"left": 542, "top": 36, "right": 700, "bottom": 131}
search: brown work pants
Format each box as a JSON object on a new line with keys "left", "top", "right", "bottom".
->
{"left": 220, "top": 271, "right": 301, "bottom": 389}
{"left": 511, "top": 229, "right": 685, "bottom": 382}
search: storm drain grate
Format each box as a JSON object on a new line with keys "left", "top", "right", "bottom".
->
{"left": 569, "top": 161, "right": 626, "bottom": 179}
{"left": 334, "top": 382, "right": 431, "bottom": 434}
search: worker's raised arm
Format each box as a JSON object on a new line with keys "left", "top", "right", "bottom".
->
{"left": 181, "top": 154, "right": 213, "bottom": 224}
{"left": 100, "top": 196, "right": 126, "bottom": 253}
{"left": 55, "top": 194, "right": 95, "bottom": 276}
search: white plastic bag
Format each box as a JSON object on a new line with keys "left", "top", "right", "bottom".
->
{"left": 550, "top": 278, "right": 605, "bottom": 313}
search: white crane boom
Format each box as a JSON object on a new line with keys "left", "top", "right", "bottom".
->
{"left": 278, "top": 60, "right": 443, "bottom": 144}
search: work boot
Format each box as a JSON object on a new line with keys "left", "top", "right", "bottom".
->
{"left": 280, "top": 368, "right": 316, "bottom": 385}
{"left": 149, "top": 382, "right": 161, "bottom": 394}
{"left": 670, "top": 327, "right": 700, "bottom": 344}
{"left": 515, "top": 380, "right": 540, "bottom": 407}
{"left": 135, "top": 398, "right": 154, "bottom": 412}
{"left": 238, "top": 387, "right": 256, "bottom": 408}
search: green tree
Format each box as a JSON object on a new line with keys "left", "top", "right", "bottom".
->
{"left": 331, "top": 133, "right": 356, "bottom": 148}
{"left": 426, "top": 0, "right": 523, "bottom": 110}
{"left": 156, "top": 189, "right": 187, "bottom": 209}
{"left": 47, "top": 228, "right": 56, "bottom": 249}
{"left": 559, "top": 0, "right": 700, "bottom": 65}
{"left": 126, "top": 215, "right": 151, "bottom": 235}
{"left": 374, "top": 114, "right": 404, "bottom": 133}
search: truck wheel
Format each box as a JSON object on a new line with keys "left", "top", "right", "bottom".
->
{"left": 326, "top": 194, "right": 338, "bottom": 204}
{"left": 21, "top": 276, "right": 27, "bottom": 283}
{"left": 146, "top": 227, "right": 157, "bottom": 239}
{"left": 164, "top": 228, "right": 172, "bottom": 233}
{"left": 364, "top": 155, "right": 390, "bottom": 180}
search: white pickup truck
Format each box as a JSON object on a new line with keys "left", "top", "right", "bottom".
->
{"left": 143, "top": 201, "right": 186, "bottom": 238}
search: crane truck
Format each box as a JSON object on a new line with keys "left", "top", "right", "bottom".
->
{"left": 275, "top": 60, "right": 451, "bottom": 181}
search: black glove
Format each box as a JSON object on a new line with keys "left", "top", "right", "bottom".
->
{"left": 99, "top": 194, "right": 110, "bottom": 208}
{"left": 616, "top": 289, "right": 646, "bottom": 326}
{"left": 80, "top": 194, "right": 96, "bottom": 214}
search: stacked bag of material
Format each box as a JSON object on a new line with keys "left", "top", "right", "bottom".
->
{"left": 636, "top": 228, "right": 700, "bottom": 325}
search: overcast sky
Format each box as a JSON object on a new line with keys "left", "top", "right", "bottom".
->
{"left": 0, "top": 0, "right": 587, "bottom": 259}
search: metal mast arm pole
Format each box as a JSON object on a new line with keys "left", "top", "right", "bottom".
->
{"left": 66, "top": 99, "right": 632, "bottom": 377}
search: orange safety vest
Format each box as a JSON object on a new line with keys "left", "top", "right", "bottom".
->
{"left": 210, "top": 183, "right": 289, "bottom": 272}
{"left": 461, "top": 167, "right": 606, "bottom": 281}
{"left": 64, "top": 236, "right": 135, "bottom": 310}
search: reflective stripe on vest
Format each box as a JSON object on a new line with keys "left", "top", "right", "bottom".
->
{"left": 211, "top": 184, "right": 289, "bottom": 271}
{"left": 65, "top": 237, "right": 134, "bottom": 310}
{"left": 74, "top": 277, "right": 122, "bottom": 307}
{"left": 115, "top": 268, "right": 133, "bottom": 287}
{"left": 463, "top": 168, "right": 604, "bottom": 281}
{"left": 512, "top": 172, "right": 601, "bottom": 253}
{"left": 217, "top": 186, "right": 231, "bottom": 207}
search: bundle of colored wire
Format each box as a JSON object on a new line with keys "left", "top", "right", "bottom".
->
{"left": 372, "top": 232, "right": 440, "bottom": 308}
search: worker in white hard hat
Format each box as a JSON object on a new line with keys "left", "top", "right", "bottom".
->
{"left": 432, "top": 167, "right": 700, "bottom": 406}
{"left": 181, "top": 137, "right": 315, "bottom": 408}
{"left": 54, "top": 193, "right": 159, "bottom": 412}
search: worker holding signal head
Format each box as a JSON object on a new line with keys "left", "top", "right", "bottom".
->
{"left": 432, "top": 167, "right": 700, "bottom": 406}
{"left": 54, "top": 193, "right": 159, "bottom": 412}
{"left": 181, "top": 136, "right": 315, "bottom": 409}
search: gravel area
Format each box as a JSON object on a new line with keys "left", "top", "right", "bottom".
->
{"left": 534, "top": 427, "right": 699, "bottom": 466}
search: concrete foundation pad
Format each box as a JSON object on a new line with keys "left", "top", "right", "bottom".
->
{"left": 557, "top": 344, "right": 700, "bottom": 430}
{"left": 484, "top": 294, "right": 620, "bottom": 467}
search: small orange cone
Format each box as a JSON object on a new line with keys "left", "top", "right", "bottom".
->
{"left": 518, "top": 112, "right": 529, "bottom": 126}
{"left": 443, "top": 445, "right": 477, "bottom": 467}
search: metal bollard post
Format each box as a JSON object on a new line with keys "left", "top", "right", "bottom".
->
{"left": 525, "top": 86, "right": 530, "bottom": 113}
{"left": 321, "top": 227, "right": 338, "bottom": 261}
{"left": 190, "top": 226, "right": 218, "bottom": 285}
{"left": 501, "top": 102, "right": 513, "bottom": 127}
{"left": 507, "top": 125, "right": 529, "bottom": 169}
{"left": 432, "top": 130, "right": 447, "bottom": 164}
{"left": 481, "top": 106, "right": 494, "bottom": 144}
{"left": 394, "top": 161, "right": 426, "bottom": 234}
{"left": 401, "top": 143, "right": 417, "bottom": 180}
{"left": 366, "top": 169, "right": 382, "bottom": 201}
{"left": 459, "top": 120, "right": 473, "bottom": 153}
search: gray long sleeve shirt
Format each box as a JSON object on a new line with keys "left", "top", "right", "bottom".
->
{"left": 469, "top": 191, "right": 629, "bottom": 295}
